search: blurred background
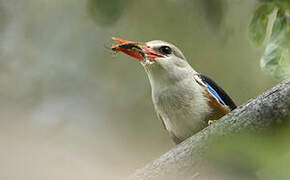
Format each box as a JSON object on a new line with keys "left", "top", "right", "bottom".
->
{"left": 0, "top": 0, "right": 280, "bottom": 180}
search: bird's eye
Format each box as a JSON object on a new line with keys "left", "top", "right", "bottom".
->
{"left": 159, "top": 46, "right": 172, "bottom": 55}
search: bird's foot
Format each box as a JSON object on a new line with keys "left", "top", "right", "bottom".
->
{"left": 208, "top": 120, "right": 217, "bottom": 125}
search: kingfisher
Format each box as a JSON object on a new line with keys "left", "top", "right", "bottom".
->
{"left": 111, "top": 37, "right": 236, "bottom": 144}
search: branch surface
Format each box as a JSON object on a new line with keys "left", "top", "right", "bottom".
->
{"left": 128, "top": 78, "right": 290, "bottom": 180}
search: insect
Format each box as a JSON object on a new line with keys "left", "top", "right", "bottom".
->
{"left": 112, "top": 43, "right": 145, "bottom": 58}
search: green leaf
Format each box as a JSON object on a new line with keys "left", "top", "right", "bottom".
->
{"left": 260, "top": 9, "right": 290, "bottom": 80}
{"left": 248, "top": 3, "right": 275, "bottom": 46}
{"left": 277, "top": 0, "right": 290, "bottom": 11}
{"left": 270, "top": 10, "right": 287, "bottom": 40}
{"left": 261, "top": 34, "right": 290, "bottom": 79}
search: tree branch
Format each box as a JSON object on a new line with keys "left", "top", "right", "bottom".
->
{"left": 128, "top": 78, "right": 290, "bottom": 180}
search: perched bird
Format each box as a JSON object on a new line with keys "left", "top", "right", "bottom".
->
{"left": 112, "top": 37, "right": 236, "bottom": 144}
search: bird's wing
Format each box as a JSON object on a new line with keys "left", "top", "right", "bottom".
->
{"left": 156, "top": 112, "right": 182, "bottom": 144}
{"left": 194, "top": 73, "right": 237, "bottom": 111}
{"left": 156, "top": 112, "right": 167, "bottom": 130}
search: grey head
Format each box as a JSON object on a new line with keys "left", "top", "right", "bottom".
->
{"left": 142, "top": 40, "right": 197, "bottom": 88}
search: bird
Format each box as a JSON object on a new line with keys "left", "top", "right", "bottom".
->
{"left": 111, "top": 37, "right": 236, "bottom": 144}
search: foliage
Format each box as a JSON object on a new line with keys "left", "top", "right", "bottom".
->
{"left": 199, "top": 0, "right": 227, "bottom": 31}
{"left": 249, "top": 0, "right": 290, "bottom": 80}
{"left": 87, "top": 0, "right": 130, "bottom": 26}
{"left": 248, "top": 3, "right": 275, "bottom": 47}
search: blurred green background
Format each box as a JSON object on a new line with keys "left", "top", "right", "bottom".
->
{"left": 0, "top": 0, "right": 280, "bottom": 180}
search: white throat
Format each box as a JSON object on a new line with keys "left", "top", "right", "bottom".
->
{"left": 143, "top": 59, "right": 197, "bottom": 92}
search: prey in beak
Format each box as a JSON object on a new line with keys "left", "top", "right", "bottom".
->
{"left": 111, "top": 37, "right": 164, "bottom": 63}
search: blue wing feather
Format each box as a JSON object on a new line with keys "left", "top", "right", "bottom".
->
{"left": 198, "top": 74, "right": 237, "bottom": 110}
{"left": 204, "top": 82, "right": 226, "bottom": 105}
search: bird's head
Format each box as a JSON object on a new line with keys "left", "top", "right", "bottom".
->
{"left": 112, "top": 37, "right": 196, "bottom": 86}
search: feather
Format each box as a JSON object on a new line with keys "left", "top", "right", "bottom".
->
{"left": 197, "top": 74, "right": 237, "bottom": 110}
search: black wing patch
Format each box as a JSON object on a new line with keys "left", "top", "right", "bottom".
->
{"left": 198, "top": 74, "right": 237, "bottom": 110}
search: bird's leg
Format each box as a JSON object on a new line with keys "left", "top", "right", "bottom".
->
{"left": 208, "top": 120, "right": 217, "bottom": 125}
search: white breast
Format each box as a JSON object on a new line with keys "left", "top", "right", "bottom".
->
{"left": 152, "top": 77, "right": 210, "bottom": 141}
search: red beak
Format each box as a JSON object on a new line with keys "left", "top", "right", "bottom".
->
{"left": 111, "top": 37, "right": 164, "bottom": 62}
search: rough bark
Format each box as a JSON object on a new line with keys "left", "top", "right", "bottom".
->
{"left": 128, "top": 78, "right": 290, "bottom": 180}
